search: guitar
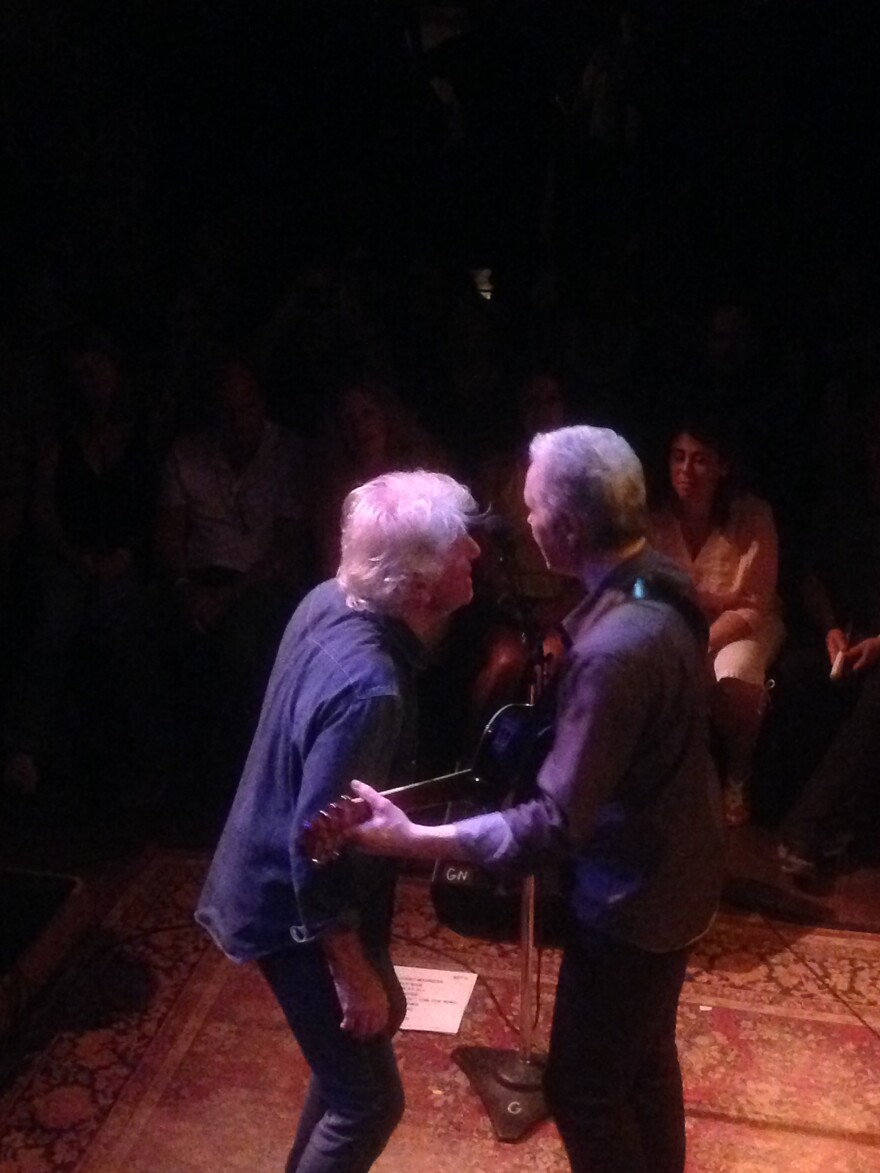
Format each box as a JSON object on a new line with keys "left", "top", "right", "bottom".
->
{"left": 298, "top": 702, "right": 552, "bottom": 865}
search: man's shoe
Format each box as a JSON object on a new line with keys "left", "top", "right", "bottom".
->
{"left": 777, "top": 842, "right": 817, "bottom": 880}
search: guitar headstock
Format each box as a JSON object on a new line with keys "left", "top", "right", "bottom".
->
{"left": 298, "top": 794, "right": 370, "bottom": 865}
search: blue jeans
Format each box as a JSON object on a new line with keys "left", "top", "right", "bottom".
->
{"left": 543, "top": 925, "right": 689, "bottom": 1173}
{"left": 258, "top": 942, "right": 405, "bottom": 1173}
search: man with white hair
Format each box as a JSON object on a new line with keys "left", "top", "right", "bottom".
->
{"left": 196, "top": 470, "right": 479, "bottom": 1173}
{"left": 349, "top": 426, "right": 724, "bottom": 1173}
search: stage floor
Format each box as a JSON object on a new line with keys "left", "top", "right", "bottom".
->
{"left": 2, "top": 847, "right": 880, "bottom": 1172}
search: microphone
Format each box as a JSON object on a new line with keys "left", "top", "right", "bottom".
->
{"left": 470, "top": 511, "right": 517, "bottom": 553}
{"left": 471, "top": 510, "right": 540, "bottom": 640}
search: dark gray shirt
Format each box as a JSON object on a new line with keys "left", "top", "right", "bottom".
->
{"left": 196, "top": 579, "right": 424, "bottom": 960}
{"left": 456, "top": 548, "right": 725, "bottom": 952}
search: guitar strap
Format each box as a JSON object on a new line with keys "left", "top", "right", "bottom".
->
{"left": 429, "top": 573, "right": 707, "bottom": 945}
{"left": 629, "top": 574, "right": 709, "bottom": 651}
{"left": 536, "top": 573, "right": 707, "bottom": 737}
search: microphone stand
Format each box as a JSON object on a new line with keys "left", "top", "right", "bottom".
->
{"left": 451, "top": 522, "right": 551, "bottom": 1142}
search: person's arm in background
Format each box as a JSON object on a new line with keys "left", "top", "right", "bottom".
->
{"left": 706, "top": 498, "right": 779, "bottom": 655}
{"left": 802, "top": 572, "right": 848, "bottom": 666}
{"left": 806, "top": 576, "right": 880, "bottom": 676}
{"left": 707, "top": 609, "right": 754, "bottom": 655}
{"left": 240, "top": 514, "right": 312, "bottom": 596}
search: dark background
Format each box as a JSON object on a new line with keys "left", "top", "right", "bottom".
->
{"left": 1, "top": 0, "right": 877, "bottom": 462}
{"left": 1, "top": 0, "right": 879, "bottom": 888}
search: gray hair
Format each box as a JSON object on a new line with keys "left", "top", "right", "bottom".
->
{"left": 529, "top": 425, "right": 646, "bottom": 551}
{"left": 337, "top": 470, "right": 477, "bottom": 613}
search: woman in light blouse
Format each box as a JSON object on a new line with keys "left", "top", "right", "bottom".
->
{"left": 648, "top": 416, "right": 785, "bottom": 825}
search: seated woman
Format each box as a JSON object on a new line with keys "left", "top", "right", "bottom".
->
{"left": 648, "top": 415, "right": 785, "bottom": 825}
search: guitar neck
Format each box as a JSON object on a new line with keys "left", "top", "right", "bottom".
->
{"left": 379, "top": 768, "right": 474, "bottom": 814}
{"left": 299, "top": 704, "right": 543, "bottom": 865}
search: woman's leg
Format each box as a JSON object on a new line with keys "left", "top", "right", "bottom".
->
{"left": 712, "top": 616, "right": 784, "bottom": 824}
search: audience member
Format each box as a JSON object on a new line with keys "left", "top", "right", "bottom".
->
{"left": 648, "top": 414, "right": 784, "bottom": 825}
{"left": 776, "top": 398, "right": 880, "bottom": 878}
{"left": 476, "top": 370, "right": 573, "bottom": 616}
{"left": 313, "top": 376, "right": 451, "bottom": 578}
{"left": 2, "top": 332, "right": 171, "bottom": 801}
{"left": 468, "top": 368, "right": 583, "bottom": 724}
{"left": 259, "top": 261, "right": 391, "bottom": 434}
{"left": 154, "top": 359, "right": 311, "bottom": 763}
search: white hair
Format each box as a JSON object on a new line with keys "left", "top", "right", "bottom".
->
{"left": 337, "top": 470, "right": 477, "bottom": 613}
{"left": 529, "top": 425, "right": 646, "bottom": 551}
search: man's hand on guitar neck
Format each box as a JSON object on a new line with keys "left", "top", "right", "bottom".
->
{"left": 349, "top": 780, "right": 467, "bottom": 861}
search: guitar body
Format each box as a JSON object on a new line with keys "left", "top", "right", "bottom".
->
{"left": 296, "top": 697, "right": 569, "bottom": 944}
{"left": 470, "top": 702, "right": 555, "bottom": 807}
{"left": 430, "top": 701, "right": 570, "bottom": 948}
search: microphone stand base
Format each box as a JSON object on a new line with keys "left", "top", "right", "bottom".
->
{"left": 452, "top": 1045, "right": 548, "bottom": 1142}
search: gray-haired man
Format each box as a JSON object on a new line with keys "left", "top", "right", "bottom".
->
{"left": 350, "top": 426, "right": 724, "bottom": 1173}
{"left": 196, "top": 470, "right": 479, "bottom": 1173}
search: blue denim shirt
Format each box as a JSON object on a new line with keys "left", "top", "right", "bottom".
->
{"left": 195, "top": 579, "right": 424, "bottom": 960}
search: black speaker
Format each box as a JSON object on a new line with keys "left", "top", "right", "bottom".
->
{"left": 429, "top": 799, "right": 569, "bottom": 947}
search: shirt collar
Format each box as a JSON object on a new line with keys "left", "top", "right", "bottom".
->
{"left": 561, "top": 546, "right": 656, "bottom": 645}
{"left": 366, "top": 608, "right": 430, "bottom": 672}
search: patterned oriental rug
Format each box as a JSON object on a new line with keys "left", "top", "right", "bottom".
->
{"left": 2, "top": 850, "right": 880, "bottom": 1173}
